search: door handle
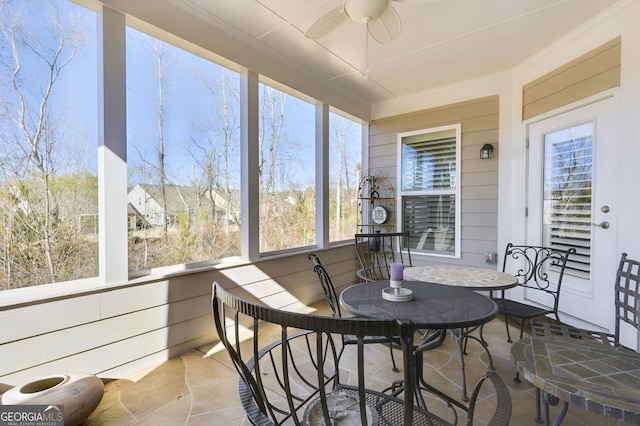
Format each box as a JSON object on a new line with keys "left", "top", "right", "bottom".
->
{"left": 591, "top": 221, "right": 610, "bottom": 229}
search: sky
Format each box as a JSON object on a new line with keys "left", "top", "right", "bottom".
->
{"left": 1, "top": 0, "right": 361, "bottom": 191}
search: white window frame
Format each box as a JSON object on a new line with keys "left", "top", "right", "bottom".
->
{"left": 0, "top": 0, "right": 367, "bottom": 302}
{"left": 397, "top": 124, "right": 461, "bottom": 258}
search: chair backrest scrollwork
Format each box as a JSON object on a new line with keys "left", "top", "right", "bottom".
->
{"left": 502, "top": 243, "right": 576, "bottom": 313}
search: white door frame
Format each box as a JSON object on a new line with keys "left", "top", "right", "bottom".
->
{"left": 521, "top": 89, "right": 620, "bottom": 331}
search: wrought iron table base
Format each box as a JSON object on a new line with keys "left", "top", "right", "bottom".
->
{"left": 386, "top": 325, "right": 495, "bottom": 409}
{"left": 421, "top": 325, "right": 495, "bottom": 401}
{"left": 534, "top": 389, "right": 569, "bottom": 426}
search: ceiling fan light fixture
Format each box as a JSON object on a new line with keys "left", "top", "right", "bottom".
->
{"left": 344, "top": 0, "right": 389, "bottom": 23}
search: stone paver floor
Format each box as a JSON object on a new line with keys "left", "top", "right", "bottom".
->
{"left": 84, "top": 301, "right": 633, "bottom": 426}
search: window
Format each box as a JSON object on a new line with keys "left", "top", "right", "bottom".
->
{"left": 0, "top": 0, "right": 365, "bottom": 293}
{"left": 258, "top": 83, "right": 315, "bottom": 253}
{"left": 0, "top": 0, "right": 98, "bottom": 289}
{"left": 329, "top": 111, "right": 362, "bottom": 242}
{"left": 398, "top": 125, "right": 461, "bottom": 257}
{"left": 126, "top": 27, "right": 241, "bottom": 271}
{"left": 542, "top": 122, "right": 593, "bottom": 278}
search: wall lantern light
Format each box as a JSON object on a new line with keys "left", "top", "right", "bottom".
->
{"left": 480, "top": 143, "right": 494, "bottom": 159}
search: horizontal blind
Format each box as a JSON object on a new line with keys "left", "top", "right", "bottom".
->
{"left": 401, "top": 136, "right": 456, "bottom": 191}
{"left": 403, "top": 195, "right": 455, "bottom": 254}
{"left": 544, "top": 129, "right": 593, "bottom": 278}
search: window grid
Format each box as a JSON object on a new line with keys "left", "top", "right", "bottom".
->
{"left": 398, "top": 125, "right": 461, "bottom": 257}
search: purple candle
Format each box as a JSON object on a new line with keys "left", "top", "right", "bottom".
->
{"left": 390, "top": 263, "right": 403, "bottom": 281}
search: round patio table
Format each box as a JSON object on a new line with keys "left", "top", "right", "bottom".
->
{"left": 340, "top": 280, "right": 498, "bottom": 329}
{"left": 401, "top": 264, "right": 518, "bottom": 393}
{"left": 512, "top": 335, "right": 640, "bottom": 425}
{"left": 403, "top": 264, "right": 517, "bottom": 291}
{"left": 340, "top": 280, "right": 498, "bottom": 402}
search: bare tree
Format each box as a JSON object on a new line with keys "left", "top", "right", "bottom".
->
{"left": 149, "top": 39, "right": 172, "bottom": 235}
{"left": 256, "top": 86, "right": 322, "bottom": 252}
{"left": 185, "top": 67, "right": 241, "bottom": 262}
{"left": 333, "top": 119, "right": 348, "bottom": 237}
{"left": 127, "top": 35, "right": 178, "bottom": 270}
{"left": 259, "top": 86, "right": 286, "bottom": 195}
{"left": 189, "top": 68, "right": 241, "bottom": 231}
{"left": 0, "top": 0, "right": 91, "bottom": 286}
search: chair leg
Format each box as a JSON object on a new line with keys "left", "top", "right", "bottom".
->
{"left": 389, "top": 343, "right": 398, "bottom": 372}
{"left": 504, "top": 315, "right": 513, "bottom": 343}
{"left": 451, "top": 329, "right": 469, "bottom": 401}
{"left": 461, "top": 325, "right": 494, "bottom": 370}
{"left": 512, "top": 319, "right": 527, "bottom": 382}
{"left": 478, "top": 324, "right": 495, "bottom": 370}
{"left": 518, "top": 318, "right": 526, "bottom": 340}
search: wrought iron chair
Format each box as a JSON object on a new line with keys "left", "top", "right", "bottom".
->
{"left": 308, "top": 253, "right": 399, "bottom": 371}
{"left": 531, "top": 252, "right": 640, "bottom": 347}
{"left": 212, "top": 282, "right": 512, "bottom": 426}
{"left": 466, "top": 371, "right": 512, "bottom": 426}
{"left": 493, "top": 243, "right": 576, "bottom": 343}
{"left": 529, "top": 252, "right": 640, "bottom": 422}
{"left": 355, "top": 231, "right": 412, "bottom": 282}
{"left": 212, "top": 282, "right": 425, "bottom": 425}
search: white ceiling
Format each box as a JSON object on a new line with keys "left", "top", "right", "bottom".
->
{"left": 166, "top": 0, "right": 622, "bottom": 105}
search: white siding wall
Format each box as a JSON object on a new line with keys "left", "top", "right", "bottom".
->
{"left": 369, "top": 96, "right": 500, "bottom": 267}
{"left": 0, "top": 245, "right": 357, "bottom": 387}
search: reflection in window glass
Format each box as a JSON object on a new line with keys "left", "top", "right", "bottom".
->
{"left": 401, "top": 129, "right": 457, "bottom": 191}
{"left": 402, "top": 194, "right": 456, "bottom": 253}
{"left": 127, "top": 28, "right": 241, "bottom": 271}
{"left": 329, "top": 112, "right": 362, "bottom": 242}
{"left": 399, "top": 125, "right": 460, "bottom": 256}
{"left": 258, "top": 83, "right": 315, "bottom": 252}
{"left": 0, "top": 0, "right": 98, "bottom": 289}
{"left": 543, "top": 123, "right": 593, "bottom": 277}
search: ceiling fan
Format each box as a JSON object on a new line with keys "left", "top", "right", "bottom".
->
{"left": 305, "top": 0, "right": 440, "bottom": 44}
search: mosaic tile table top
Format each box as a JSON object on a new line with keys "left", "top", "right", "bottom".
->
{"left": 403, "top": 265, "right": 517, "bottom": 290}
{"left": 511, "top": 335, "right": 640, "bottom": 424}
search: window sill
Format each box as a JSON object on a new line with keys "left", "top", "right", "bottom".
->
{"left": 0, "top": 256, "right": 249, "bottom": 311}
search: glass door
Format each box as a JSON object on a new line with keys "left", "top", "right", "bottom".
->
{"left": 527, "top": 95, "right": 618, "bottom": 331}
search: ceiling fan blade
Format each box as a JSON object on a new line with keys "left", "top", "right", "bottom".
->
{"left": 368, "top": 6, "right": 401, "bottom": 44}
{"left": 305, "top": 6, "right": 349, "bottom": 39}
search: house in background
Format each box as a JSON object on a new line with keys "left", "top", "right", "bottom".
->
{"left": 127, "top": 184, "right": 240, "bottom": 230}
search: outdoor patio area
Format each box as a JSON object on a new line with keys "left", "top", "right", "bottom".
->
{"left": 80, "top": 300, "right": 631, "bottom": 426}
